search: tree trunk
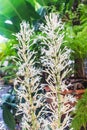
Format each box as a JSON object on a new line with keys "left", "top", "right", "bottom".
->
{"left": 74, "top": 58, "right": 86, "bottom": 78}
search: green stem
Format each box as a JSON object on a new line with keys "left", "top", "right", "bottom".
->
{"left": 25, "top": 67, "right": 37, "bottom": 130}
{"left": 56, "top": 80, "right": 61, "bottom": 128}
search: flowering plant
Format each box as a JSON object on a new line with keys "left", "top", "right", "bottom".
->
{"left": 14, "top": 21, "right": 43, "bottom": 130}
{"left": 39, "top": 13, "right": 76, "bottom": 130}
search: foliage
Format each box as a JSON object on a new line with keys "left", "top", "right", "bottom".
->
{"left": 0, "top": 0, "right": 58, "bottom": 38}
{"left": 3, "top": 106, "right": 16, "bottom": 130}
{"left": 0, "top": 43, "right": 6, "bottom": 62}
{"left": 1, "top": 88, "right": 18, "bottom": 130}
{"left": 71, "top": 89, "right": 87, "bottom": 130}
{"left": 0, "top": 0, "right": 41, "bottom": 38}
{"left": 0, "top": 39, "right": 18, "bottom": 83}
{"left": 0, "top": 39, "right": 17, "bottom": 61}
{"left": 0, "top": 0, "right": 75, "bottom": 38}
{"left": 61, "top": 2, "right": 87, "bottom": 77}
{"left": 65, "top": 3, "right": 87, "bottom": 60}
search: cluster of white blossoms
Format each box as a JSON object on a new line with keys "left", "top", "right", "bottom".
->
{"left": 14, "top": 14, "right": 75, "bottom": 130}
{"left": 14, "top": 21, "right": 43, "bottom": 130}
{"left": 39, "top": 13, "right": 76, "bottom": 130}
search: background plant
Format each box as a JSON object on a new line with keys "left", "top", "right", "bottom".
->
{"left": 64, "top": 2, "right": 87, "bottom": 78}
{"left": 1, "top": 88, "right": 18, "bottom": 130}
{"left": 0, "top": 39, "right": 17, "bottom": 84}
{"left": 0, "top": 0, "right": 41, "bottom": 38}
{"left": 71, "top": 89, "right": 87, "bottom": 130}
{"left": 0, "top": 0, "right": 74, "bottom": 38}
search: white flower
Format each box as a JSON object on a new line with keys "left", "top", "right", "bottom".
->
{"left": 68, "top": 95, "right": 76, "bottom": 103}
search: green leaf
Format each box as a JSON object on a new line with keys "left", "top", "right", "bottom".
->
{"left": 3, "top": 106, "right": 16, "bottom": 130}
{"left": 71, "top": 89, "right": 87, "bottom": 130}
{"left": 0, "top": 39, "right": 17, "bottom": 61}
{"left": 0, "top": 0, "right": 40, "bottom": 38}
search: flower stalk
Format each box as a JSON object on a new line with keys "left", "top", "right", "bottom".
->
{"left": 14, "top": 21, "right": 41, "bottom": 130}
{"left": 39, "top": 13, "right": 75, "bottom": 130}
